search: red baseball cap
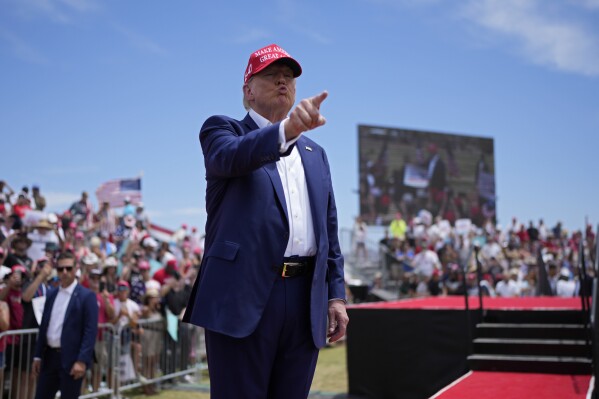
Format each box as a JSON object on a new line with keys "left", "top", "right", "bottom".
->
{"left": 244, "top": 43, "right": 302, "bottom": 84}
{"left": 166, "top": 259, "right": 178, "bottom": 270}
{"left": 138, "top": 260, "right": 150, "bottom": 270}
{"left": 10, "top": 265, "right": 28, "bottom": 275}
{"left": 117, "top": 280, "right": 130, "bottom": 289}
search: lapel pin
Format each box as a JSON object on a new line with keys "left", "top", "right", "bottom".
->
{"left": 305, "top": 146, "right": 313, "bottom": 152}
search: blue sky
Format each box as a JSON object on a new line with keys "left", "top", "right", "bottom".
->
{"left": 1, "top": 0, "right": 598, "bottom": 237}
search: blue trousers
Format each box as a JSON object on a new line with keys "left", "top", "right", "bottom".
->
{"left": 205, "top": 272, "right": 320, "bottom": 399}
{"left": 35, "top": 348, "right": 83, "bottom": 399}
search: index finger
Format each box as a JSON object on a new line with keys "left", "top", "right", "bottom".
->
{"left": 309, "top": 90, "right": 328, "bottom": 109}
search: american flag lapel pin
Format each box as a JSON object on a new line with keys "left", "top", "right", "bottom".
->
{"left": 305, "top": 146, "right": 313, "bottom": 152}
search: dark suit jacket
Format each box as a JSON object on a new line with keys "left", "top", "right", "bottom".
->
{"left": 34, "top": 283, "right": 98, "bottom": 370}
{"left": 183, "top": 113, "right": 345, "bottom": 349}
{"left": 428, "top": 156, "right": 447, "bottom": 191}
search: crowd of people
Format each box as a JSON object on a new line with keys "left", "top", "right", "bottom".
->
{"left": 0, "top": 180, "right": 204, "bottom": 397}
{"left": 354, "top": 210, "right": 596, "bottom": 301}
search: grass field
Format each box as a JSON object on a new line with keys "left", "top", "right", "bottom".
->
{"left": 127, "top": 343, "right": 347, "bottom": 398}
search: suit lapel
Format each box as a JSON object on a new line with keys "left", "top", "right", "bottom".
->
{"left": 43, "top": 290, "right": 58, "bottom": 329}
{"left": 243, "top": 114, "right": 289, "bottom": 223}
{"left": 64, "top": 284, "right": 79, "bottom": 324}
{"left": 263, "top": 163, "right": 289, "bottom": 222}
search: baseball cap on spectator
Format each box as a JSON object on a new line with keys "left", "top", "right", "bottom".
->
{"left": 146, "top": 279, "right": 160, "bottom": 291}
{"left": 124, "top": 196, "right": 131, "bottom": 203}
{"left": 90, "top": 268, "right": 102, "bottom": 276}
{"left": 117, "top": 280, "right": 130, "bottom": 290}
{"left": 141, "top": 236, "right": 158, "bottom": 249}
{"left": 136, "top": 202, "right": 144, "bottom": 209}
{"left": 145, "top": 288, "right": 160, "bottom": 298}
{"left": 243, "top": 43, "right": 302, "bottom": 84}
{"left": 6, "top": 264, "right": 28, "bottom": 278}
{"left": 166, "top": 259, "right": 178, "bottom": 270}
{"left": 138, "top": 260, "right": 150, "bottom": 271}
{"left": 75, "top": 231, "right": 85, "bottom": 240}
{"left": 90, "top": 236, "right": 101, "bottom": 248}
{"left": 81, "top": 253, "right": 99, "bottom": 266}
{"left": 47, "top": 213, "right": 58, "bottom": 224}
{"left": 161, "top": 252, "right": 176, "bottom": 268}
{"left": 103, "top": 256, "right": 118, "bottom": 269}
{"left": 45, "top": 242, "right": 59, "bottom": 252}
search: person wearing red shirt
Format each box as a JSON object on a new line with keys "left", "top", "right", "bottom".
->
{"left": 1, "top": 265, "right": 27, "bottom": 399}
{"left": 152, "top": 259, "right": 179, "bottom": 286}
{"left": 11, "top": 195, "right": 31, "bottom": 220}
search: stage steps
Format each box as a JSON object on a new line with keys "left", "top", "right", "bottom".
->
{"left": 468, "top": 317, "right": 592, "bottom": 375}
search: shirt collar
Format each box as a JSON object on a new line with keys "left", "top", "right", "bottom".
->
{"left": 248, "top": 108, "right": 272, "bottom": 129}
{"left": 60, "top": 279, "right": 78, "bottom": 295}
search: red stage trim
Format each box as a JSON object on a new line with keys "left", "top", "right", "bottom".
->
{"left": 431, "top": 371, "right": 592, "bottom": 399}
{"left": 349, "top": 296, "right": 583, "bottom": 310}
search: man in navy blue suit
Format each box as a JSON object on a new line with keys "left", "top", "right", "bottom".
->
{"left": 32, "top": 251, "right": 98, "bottom": 399}
{"left": 183, "top": 43, "right": 349, "bottom": 398}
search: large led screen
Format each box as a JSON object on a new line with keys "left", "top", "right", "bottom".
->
{"left": 359, "top": 125, "right": 495, "bottom": 227}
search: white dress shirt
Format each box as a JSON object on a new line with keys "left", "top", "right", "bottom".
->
{"left": 249, "top": 109, "right": 316, "bottom": 257}
{"left": 46, "top": 280, "right": 77, "bottom": 348}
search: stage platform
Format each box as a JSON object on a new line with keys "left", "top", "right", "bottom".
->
{"left": 431, "top": 371, "right": 592, "bottom": 399}
{"left": 346, "top": 296, "right": 588, "bottom": 399}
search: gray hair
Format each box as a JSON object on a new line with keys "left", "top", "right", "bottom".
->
{"left": 242, "top": 77, "right": 253, "bottom": 110}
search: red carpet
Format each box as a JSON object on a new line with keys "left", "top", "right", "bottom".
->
{"left": 432, "top": 371, "right": 592, "bottom": 399}
{"left": 350, "top": 296, "right": 582, "bottom": 310}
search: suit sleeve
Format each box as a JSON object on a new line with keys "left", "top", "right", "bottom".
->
{"left": 322, "top": 150, "right": 346, "bottom": 301}
{"left": 201, "top": 115, "right": 283, "bottom": 178}
{"left": 77, "top": 291, "right": 99, "bottom": 367}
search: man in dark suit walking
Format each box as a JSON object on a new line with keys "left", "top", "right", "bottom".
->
{"left": 32, "top": 251, "right": 98, "bottom": 399}
{"left": 183, "top": 43, "right": 348, "bottom": 399}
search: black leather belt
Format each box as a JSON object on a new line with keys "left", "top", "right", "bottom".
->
{"left": 274, "top": 257, "right": 315, "bottom": 278}
{"left": 47, "top": 346, "right": 61, "bottom": 352}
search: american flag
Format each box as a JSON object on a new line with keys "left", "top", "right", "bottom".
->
{"left": 95, "top": 177, "right": 142, "bottom": 208}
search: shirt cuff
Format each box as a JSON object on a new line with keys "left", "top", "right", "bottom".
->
{"left": 278, "top": 119, "right": 301, "bottom": 153}
{"left": 328, "top": 298, "right": 347, "bottom": 304}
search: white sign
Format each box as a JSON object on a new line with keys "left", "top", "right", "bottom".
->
{"left": 403, "top": 164, "right": 429, "bottom": 189}
{"left": 455, "top": 219, "right": 472, "bottom": 236}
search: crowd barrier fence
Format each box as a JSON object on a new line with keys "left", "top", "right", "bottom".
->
{"left": 0, "top": 318, "right": 207, "bottom": 399}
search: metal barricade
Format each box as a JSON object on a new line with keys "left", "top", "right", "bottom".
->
{"left": 115, "top": 318, "right": 207, "bottom": 398}
{"left": 0, "top": 319, "right": 207, "bottom": 399}
{"left": 80, "top": 323, "right": 117, "bottom": 399}
{"left": 0, "top": 328, "right": 38, "bottom": 399}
